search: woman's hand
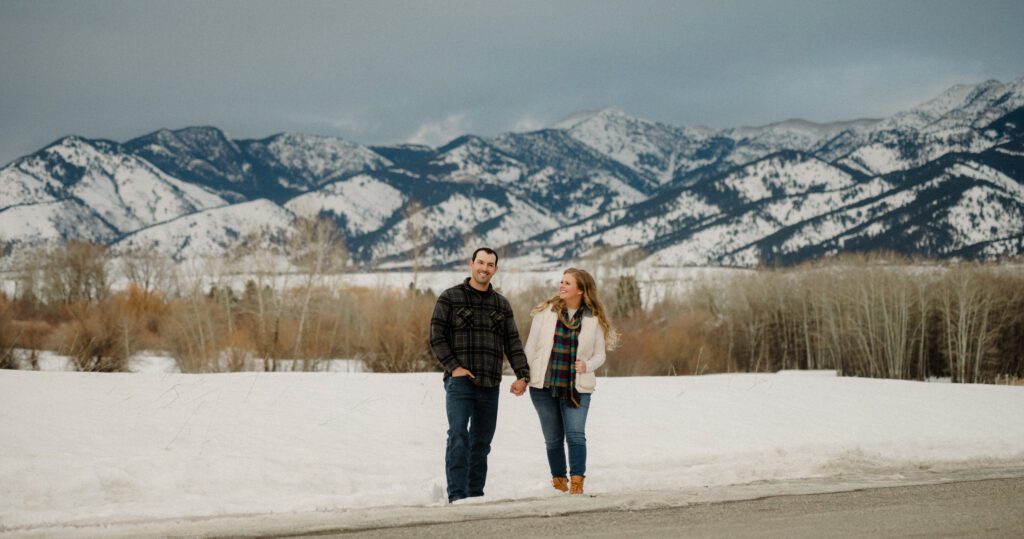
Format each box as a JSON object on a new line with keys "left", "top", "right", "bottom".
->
{"left": 574, "top": 360, "right": 587, "bottom": 373}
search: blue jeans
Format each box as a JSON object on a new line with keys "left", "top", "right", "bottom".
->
{"left": 444, "top": 376, "right": 499, "bottom": 502}
{"left": 529, "top": 387, "right": 591, "bottom": 478}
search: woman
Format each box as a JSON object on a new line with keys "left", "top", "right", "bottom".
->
{"left": 524, "top": 268, "right": 618, "bottom": 495}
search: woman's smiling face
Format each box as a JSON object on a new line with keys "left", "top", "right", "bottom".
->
{"left": 559, "top": 272, "right": 583, "bottom": 306}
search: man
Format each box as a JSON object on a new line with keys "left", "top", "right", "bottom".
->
{"left": 430, "top": 247, "right": 529, "bottom": 503}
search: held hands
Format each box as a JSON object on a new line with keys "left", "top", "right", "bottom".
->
{"left": 453, "top": 367, "right": 526, "bottom": 397}
{"left": 574, "top": 360, "right": 587, "bottom": 374}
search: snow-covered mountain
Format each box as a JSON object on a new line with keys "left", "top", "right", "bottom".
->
{"left": 126, "top": 127, "right": 253, "bottom": 202}
{"left": 284, "top": 173, "right": 405, "bottom": 236}
{"left": 126, "top": 128, "right": 390, "bottom": 203}
{"left": 554, "top": 107, "right": 717, "bottom": 186}
{"left": 816, "top": 78, "right": 1024, "bottom": 176}
{"left": 2, "top": 77, "right": 1023, "bottom": 267}
{"left": 0, "top": 136, "right": 227, "bottom": 246}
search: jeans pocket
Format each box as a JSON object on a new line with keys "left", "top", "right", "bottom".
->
{"left": 449, "top": 375, "right": 474, "bottom": 390}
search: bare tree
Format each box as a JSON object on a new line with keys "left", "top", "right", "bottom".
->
{"left": 40, "top": 241, "right": 110, "bottom": 305}
{"left": 610, "top": 274, "right": 642, "bottom": 319}
{"left": 939, "top": 266, "right": 1001, "bottom": 383}
{"left": 119, "top": 245, "right": 172, "bottom": 296}
{"left": 404, "top": 201, "right": 427, "bottom": 289}
{"left": 289, "top": 216, "right": 347, "bottom": 362}
{"left": 12, "top": 246, "right": 44, "bottom": 310}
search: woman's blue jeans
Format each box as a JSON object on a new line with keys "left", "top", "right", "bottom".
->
{"left": 529, "top": 387, "right": 591, "bottom": 478}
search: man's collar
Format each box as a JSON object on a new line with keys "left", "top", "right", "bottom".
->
{"left": 463, "top": 277, "right": 493, "bottom": 294}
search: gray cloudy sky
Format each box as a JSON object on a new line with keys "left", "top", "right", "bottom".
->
{"left": 2, "top": 0, "right": 1024, "bottom": 165}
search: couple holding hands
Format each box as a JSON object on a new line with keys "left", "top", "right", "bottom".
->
{"left": 429, "top": 247, "right": 618, "bottom": 503}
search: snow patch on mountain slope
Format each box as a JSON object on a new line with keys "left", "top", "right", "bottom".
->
{"left": 113, "top": 200, "right": 294, "bottom": 260}
{"left": 773, "top": 178, "right": 897, "bottom": 253}
{"left": 544, "top": 209, "right": 629, "bottom": 246}
{"left": 0, "top": 200, "right": 119, "bottom": 245}
{"left": 946, "top": 162, "right": 1024, "bottom": 201}
{"left": 372, "top": 193, "right": 504, "bottom": 261}
{"left": 645, "top": 177, "right": 900, "bottom": 266}
{"left": 0, "top": 166, "right": 63, "bottom": 209}
{"left": 727, "top": 119, "right": 879, "bottom": 154}
{"left": 584, "top": 192, "right": 721, "bottom": 249}
{"left": 474, "top": 194, "right": 559, "bottom": 248}
{"left": 941, "top": 186, "right": 1024, "bottom": 249}
{"left": 761, "top": 179, "right": 890, "bottom": 228}
{"left": 837, "top": 144, "right": 905, "bottom": 176}
{"left": 285, "top": 175, "right": 405, "bottom": 236}
{"left": 263, "top": 133, "right": 391, "bottom": 181}
{"left": 434, "top": 138, "right": 526, "bottom": 184}
{"left": 371, "top": 192, "right": 557, "bottom": 265}
{"left": 723, "top": 156, "right": 855, "bottom": 203}
{"left": 645, "top": 211, "right": 780, "bottom": 266}
{"left": 587, "top": 172, "right": 647, "bottom": 206}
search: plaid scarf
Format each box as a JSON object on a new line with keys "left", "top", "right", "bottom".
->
{"left": 546, "top": 307, "right": 584, "bottom": 408}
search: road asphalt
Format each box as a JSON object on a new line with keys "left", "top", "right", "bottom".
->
{"left": 299, "top": 476, "right": 1024, "bottom": 539}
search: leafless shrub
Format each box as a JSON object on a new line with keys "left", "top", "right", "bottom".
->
{"left": 606, "top": 301, "right": 724, "bottom": 376}
{"left": 357, "top": 287, "right": 436, "bottom": 372}
{"left": 48, "top": 300, "right": 133, "bottom": 372}
{"left": 0, "top": 296, "right": 15, "bottom": 369}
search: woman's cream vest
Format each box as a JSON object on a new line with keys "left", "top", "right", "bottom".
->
{"left": 524, "top": 308, "right": 607, "bottom": 393}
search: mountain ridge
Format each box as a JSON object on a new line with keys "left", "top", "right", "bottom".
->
{"left": 2, "top": 77, "right": 1023, "bottom": 268}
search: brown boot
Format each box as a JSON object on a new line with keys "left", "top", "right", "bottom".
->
{"left": 552, "top": 476, "right": 568, "bottom": 492}
{"left": 569, "top": 475, "right": 585, "bottom": 495}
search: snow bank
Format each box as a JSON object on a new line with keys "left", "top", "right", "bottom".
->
{"left": 1, "top": 370, "right": 1022, "bottom": 535}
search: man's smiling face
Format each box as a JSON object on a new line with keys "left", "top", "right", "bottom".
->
{"left": 468, "top": 251, "right": 498, "bottom": 289}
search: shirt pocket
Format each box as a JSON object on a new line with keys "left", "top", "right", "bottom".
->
{"left": 454, "top": 307, "right": 474, "bottom": 329}
{"left": 488, "top": 310, "right": 506, "bottom": 331}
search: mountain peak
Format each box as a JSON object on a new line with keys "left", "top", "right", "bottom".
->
{"left": 173, "top": 125, "right": 231, "bottom": 139}
{"left": 730, "top": 118, "right": 879, "bottom": 140}
{"left": 888, "top": 78, "right": 1024, "bottom": 130}
{"left": 40, "top": 135, "right": 122, "bottom": 159}
{"left": 552, "top": 107, "right": 634, "bottom": 130}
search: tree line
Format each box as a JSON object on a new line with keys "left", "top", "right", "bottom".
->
{"left": 1, "top": 234, "right": 1021, "bottom": 384}
{"left": 607, "top": 255, "right": 1023, "bottom": 384}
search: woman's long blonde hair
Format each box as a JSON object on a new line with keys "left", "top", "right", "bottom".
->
{"left": 532, "top": 268, "right": 619, "bottom": 351}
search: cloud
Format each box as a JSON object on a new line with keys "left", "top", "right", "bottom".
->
{"left": 511, "top": 115, "right": 546, "bottom": 133}
{"left": 406, "top": 114, "right": 470, "bottom": 147}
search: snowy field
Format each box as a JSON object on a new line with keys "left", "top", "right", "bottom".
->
{"left": 2, "top": 369, "right": 1023, "bottom": 537}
